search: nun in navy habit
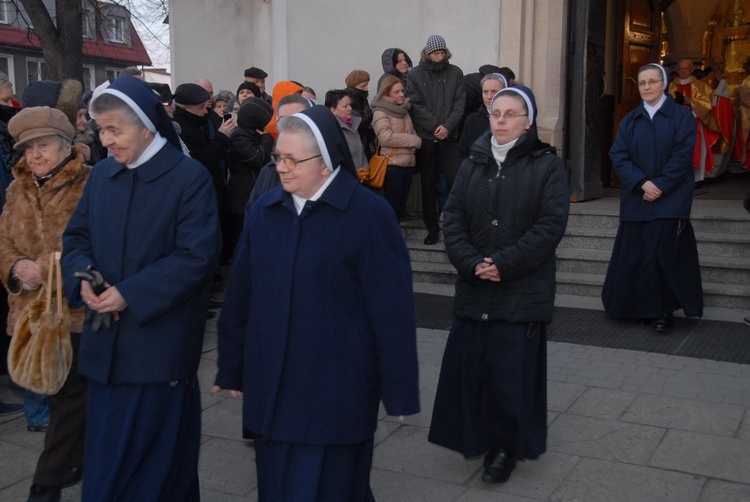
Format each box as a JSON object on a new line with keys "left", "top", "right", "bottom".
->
{"left": 214, "top": 105, "right": 420, "bottom": 501}
{"left": 602, "top": 63, "right": 703, "bottom": 333}
{"left": 61, "top": 76, "right": 221, "bottom": 501}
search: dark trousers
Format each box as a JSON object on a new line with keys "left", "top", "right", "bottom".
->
{"left": 416, "top": 139, "right": 458, "bottom": 233}
{"left": 383, "top": 165, "right": 414, "bottom": 219}
{"left": 33, "top": 332, "right": 87, "bottom": 487}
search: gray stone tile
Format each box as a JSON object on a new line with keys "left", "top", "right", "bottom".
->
{"left": 370, "top": 468, "right": 467, "bottom": 501}
{"left": 547, "top": 381, "right": 586, "bottom": 412}
{"left": 649, "top": 430, "right": 750, "bottom": 484}
{"left": 621, "top": 394, "right": 744, "bottom": 436}
{"left": 455, "top": 488, "right": 540, "bottom": 501}
{"left": 738, "top": 410, "right": 750, "bottom": 440}
{"left": 697, "top": 480, "right": 750, "bottom": 502}
{"left": 567, "top": 387, "right": 637, "bottom": 420}
{"left": 549, "top": 458, "right": 704, "bottom": 502}
{"left": 465, "top": 451, "right": 580, "bottom": 500}
{"left": 201, "top": 395, "right": 245, "bottom": 441}
{"left": 383, "top": 390, "right": 434, "bottom": 428}
{"left": 0, "top": 441, "right": 37, "bottom": 489}
{"left": 200, "top": 487, "right": 254, "bottom": 501}
{"left": 374, "top": 420, "right": 401, "bottom": 446}
{"left": 0, "top": 417, "right": 46, "bottom": 450}
{"left": 198, "top": 437, "right": 256, "bottom": 496}
{"left": 372, "top": 425, "right": 482, "bottom": 485}
{"left": 547, "top": 414, "right": 664, "bottom": 464}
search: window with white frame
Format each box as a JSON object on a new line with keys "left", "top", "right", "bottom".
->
{"left": 82, "top": 64, "right": 95, "bottom": 91}
{"left": 105, "top": 67, "right": 120, "bottom": 83}
{"left": 0, "top": 54, "right": 14, "bottom": 84}
{"left": 26, "top": 58, "right": 47, "bottom": 83}
{"left": 82, "top": 7, "right": 95, "bottom": 39}
{"left": 106, "top": 15, "right": 126, "bottom": 43}
{"left": 0, "top": 2, "right": 9, "bottom": 25}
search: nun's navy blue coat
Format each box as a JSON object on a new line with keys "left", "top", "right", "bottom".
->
{"left": 609, "top": 96, "right": 696, "bottom": 221}
{"left": 62, "top": 142, "right": 221, "bottom": 384}
{"left": 215, "top": 171, "right": 420, "bottom": 445}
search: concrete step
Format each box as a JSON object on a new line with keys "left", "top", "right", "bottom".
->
{"left": 555, "top": 248, "right": 750, "bottom": 284}
{"left": 555, "top": 271, "right": 750, "bottom": 309}
{"left": 411, "top": 261, "right": 456, "bottom": 285}
{"left": 406, "top": 239, "right": 451, "bottom": 264}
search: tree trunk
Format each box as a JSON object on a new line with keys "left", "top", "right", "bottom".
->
{"left": 19, "top": 0, "right": 84, "bottom": 83}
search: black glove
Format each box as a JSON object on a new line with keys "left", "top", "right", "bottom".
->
{"left": 74, "top": 265, "right": 116, "bottom": 332}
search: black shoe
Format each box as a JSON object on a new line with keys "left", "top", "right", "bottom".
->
{"left": 27, "top": 423, "right": 49, "bottom": 432}
{"left": 206, "top": 311, "right": 217, "bottom": 320}
{"left": 0, "top": 400, "right": 23, "bottom": 416}
{"left": 61, "top": 466, "right": 82, "bottom": 488}
{"left": 423, "top": 231, "right": 439, "bottom": 245}
{"left": 482, "top": 449, "right": 517, "bottom": 484}
{"left": 27, "top": 484, "right": 61, "bottom": 502}
{"left": 743, "top": 316, "right": 750, "bottom": 327}
{"left": 208, "top": 300, "right": 224, "bottom": 309}
{"left": 654, "top": 313, "right": 673, "bottom": 333}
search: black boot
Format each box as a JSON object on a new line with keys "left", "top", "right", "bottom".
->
{"left": 27, "top": 484, "right": 61, "bottom": 502}
{"left": 654, "top": 312, "right": 673, "bottom": 333}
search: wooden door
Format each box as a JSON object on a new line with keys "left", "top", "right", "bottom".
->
{"left": 611, "top": 0, "right": 661, "bottom": 185}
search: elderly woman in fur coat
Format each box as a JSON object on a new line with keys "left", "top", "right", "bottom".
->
{"left": 0, "top": 106, "right": 90, "bottom": 502}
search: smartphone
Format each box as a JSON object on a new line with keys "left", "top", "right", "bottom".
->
{"left": 223, "top": 112, "right": 232, "bottom": 121}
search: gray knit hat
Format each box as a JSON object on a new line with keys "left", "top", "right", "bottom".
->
{"left": 425, "top": 35, "right": 447, "bottom": 55}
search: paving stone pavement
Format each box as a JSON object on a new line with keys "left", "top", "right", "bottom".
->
{"left": 1, "top": 316, "right": 749, "bottom": 501}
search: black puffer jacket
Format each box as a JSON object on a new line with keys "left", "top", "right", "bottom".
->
{"left": 444, "top": 127, "right": 569, "bottom": 323}
{"left": 406, "top": 50, "right": 465, "bottom": 140}
{"left": 457, "top": 106, "right": 489, "bottom": 166}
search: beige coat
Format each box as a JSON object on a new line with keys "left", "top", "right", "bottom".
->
{"left": 0, "top": 149, "right": 90, "bottom": 336}
{"left": 371, "top": 98, "right": 422, "bottom": 167}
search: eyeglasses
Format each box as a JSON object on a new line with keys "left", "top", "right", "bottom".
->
{"left": 490, "top": 112, "right": 528, "bottom": 121}
{"left": 638, "top": 79, "right": 662, "bottom": 87}
{"left": 270, "top": 152, "right": 322, "bottom": 169}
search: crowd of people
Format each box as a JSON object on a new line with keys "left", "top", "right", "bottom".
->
{"left": 0, "top": 33, "right": 735, "bottom": 501}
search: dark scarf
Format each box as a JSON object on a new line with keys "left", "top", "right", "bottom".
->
{"left": 371, "top": 98, "right": 410, "bottom": 118}
{"left": 33, "top": 151, "right": 76, "bottom": 187}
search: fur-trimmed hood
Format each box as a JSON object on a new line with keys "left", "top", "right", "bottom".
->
{"left": 420, "top": 48, "right": 453, "bottom": 64}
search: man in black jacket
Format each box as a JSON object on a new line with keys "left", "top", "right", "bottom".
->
{"left": 407, "top": 35, "right": 465, "bottom": 245}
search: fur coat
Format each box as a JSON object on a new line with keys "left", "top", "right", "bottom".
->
{"left": 0, "top": 148, "right": 90, "bottom": 336}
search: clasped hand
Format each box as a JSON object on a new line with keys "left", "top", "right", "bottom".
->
{"left": 475, "top": 257, "right": 501, "bottom": 282}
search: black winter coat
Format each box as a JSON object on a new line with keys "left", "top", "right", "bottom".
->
{"left": 173, "top": 106, "right": 231, "bottom": 203}
{"left": 458, "top": 106, "right": 489, "bottom": 166}
{"left": 226, "top": 128, "right": 274, "bottom": 215}
{"left": 444, "top": 128, "right": 569, "bottom": 324}
{"left": 406, "top": 55, "right": 465, "bottom": 140}
{"left": 347, "top": 86, "right": 375, "bottom": 159}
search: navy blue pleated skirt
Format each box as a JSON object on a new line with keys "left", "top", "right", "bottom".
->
{"left": 602, "top": 219, "right": 703, "bottom": 319}
{"left": 428, "top": 319, "right": 547, "bottom": 460}
{"left": 254, "top": 436, "right": 376, "bottom": 502}
{"left": 82, "top": 376, "right": 201, "bottom": 502}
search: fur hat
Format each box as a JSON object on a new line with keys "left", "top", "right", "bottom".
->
{"left": 173, "top": 83, "right": 210, "bottom": 106}
{"left": 345, "top": 70, "right": 370, "bottom": 88}
{"left": 244, "top": 67, "right": 268, "bottom": 79}
{"left": 425, "top": 35, "right": 447, "bottom": 55}
{"left": 237, "top": 97, "right": 273, "bottom": 131}
{"left": 8, "top": 106, "right": 75, "bottom": 150}
{"left": 237, "top": 81, "right": 261, "bottom": 97}
{"left": 22, "top": 79, "right": 83, "bottom": 126}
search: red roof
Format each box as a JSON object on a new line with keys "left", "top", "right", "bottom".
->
{"left": 0, "top": 18, "right": 151, "bottom": 66}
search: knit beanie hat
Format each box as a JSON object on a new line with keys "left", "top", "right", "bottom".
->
{"left": 425, "top": 35, "right": 447, "bottom": 55}
{"left": 345, "top": 70, "right": 370, "bottom": 88}
{"left": 237, "top": 81, "right": 261, "bottom": 97}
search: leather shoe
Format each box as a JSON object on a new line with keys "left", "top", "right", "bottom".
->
{"left": 27, "top": 423, "right": 49, "bottom": 432}
{"left": 27, "top": 484, "right": 61, "bottom": 502}
{"left": 482, "top": 449, "right": 517, "bottom": 484}
{"left": 61, "top": 466, "right": 82, "bottom": 488}
{"left": 423, "top": 231, "right": 440, "bottom": 245}
{"left": 654, "top": 313, "right": 673, "bottom": 333}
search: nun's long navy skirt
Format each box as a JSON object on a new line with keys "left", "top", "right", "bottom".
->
{"left": 602, "top": 219, "right": 703, "bottom": 319}
{"left": 82, "top": 376, "right": 201, "bottom": 502}
{"left": 428, "top": 319, "right": 547, "bottom": 460}
{"left": 254, "top": 436, "right": 376, "bottom": 502}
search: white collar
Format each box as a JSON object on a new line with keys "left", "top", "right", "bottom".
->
{"left": 678, "top": 77, "right": 693, "bottom": 85}
{"left": 126, "top": 132, "right": 167, "bottom": 169}
{"left": 490, "top": 136, "right": 520, "bottom": 164}
{"left": 291, "top": 167, "right": 341, "bottom": 214}
{"left": 643, "top": 94, "right": 667, "bottom": 119}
